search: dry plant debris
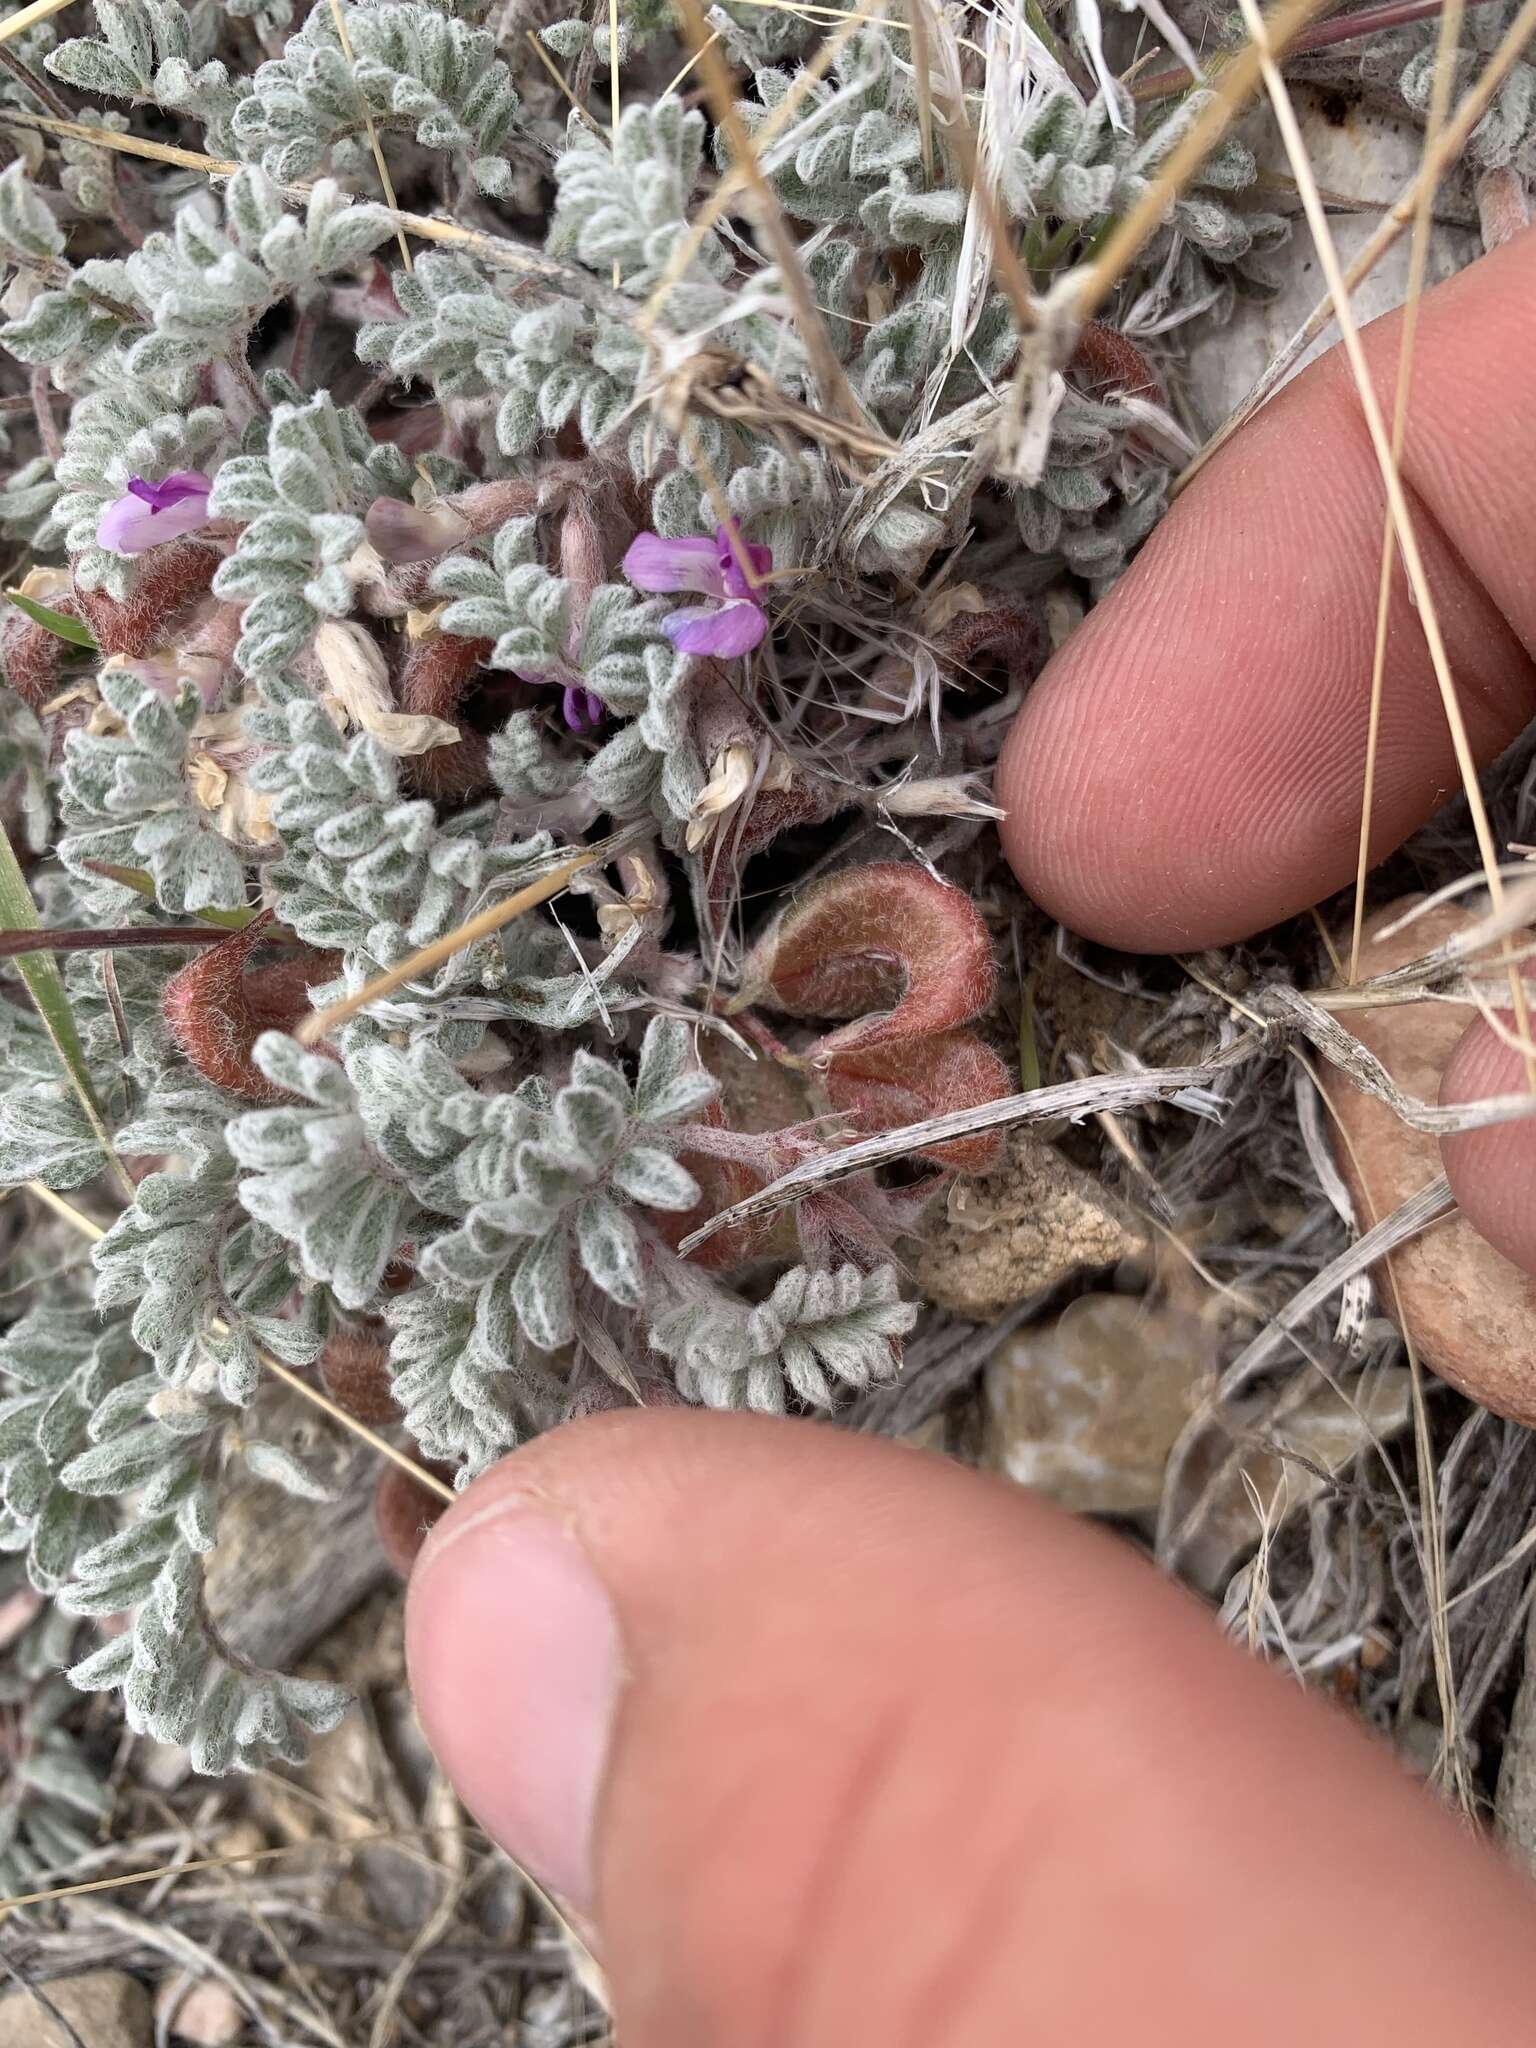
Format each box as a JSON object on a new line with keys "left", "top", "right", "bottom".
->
{"left": 0, "top": 0, "right": 1532, "bottom": 2033}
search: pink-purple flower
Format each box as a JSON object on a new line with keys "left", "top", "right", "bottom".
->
{"left": 622, "top": 524, "right": 771, "bottom": 658}
{"left": 505, "top": 662, "right": 605, "bottom": 733}
{"left": 560, "top": 683, "right": 604, "bottom": 732}
{"left": 96, "top": 471, "right": 213, "bottom": 555}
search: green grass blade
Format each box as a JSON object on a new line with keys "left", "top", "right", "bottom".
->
{"left": 3, "top": 588, "right": 98, "bottom": 649}
{"left": 1017, "top": 975, "right": 1041, "bottom": 1094}
{"left": 81, "top": 862, "right": 258, "bottom": 930}
{"left": 0, "top": 817, "right": 133, "bottom": 1201}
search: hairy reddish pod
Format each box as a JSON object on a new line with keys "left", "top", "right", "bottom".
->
{"left": 374, "top": 1460, "right": 452, "bottom": 1577}
{"left": 398, "top": 631, "right": 493, "bottom": 801}
{"left": 0, "top": 606, "right": 74, "bottom": 710}
{"left": 319, "top": 1328, "right": 402, "bottom": 1427}
{"left": 162, "top": 913, "right": 337, "bottom": 1104}
{"left": 5, "top": 544, "right": 224, "bottom": 712}
{"left": 822, "top": 1034, "right": 1011, "bottom": 1174}
{"left": 73, "top": 540, "right": 219, "bottom": 660}
{"left": 559, "top": 497, "right": 606, "bottom": 617}
{"left": 938, "top": 603, "right": 1046, "bottom": 699}
{"left": 744, "top": 862, "right": 995, "bottom": 1063}
{"left": 1067, "top": 321, "right": 1162, "bottom": 404}
{"left": 743, "top": 863, "right": 1009, "bottom": 1171}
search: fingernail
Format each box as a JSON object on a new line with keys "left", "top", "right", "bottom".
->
{"left": 406, "top": 1503, "right": 620, "bottom": 1909}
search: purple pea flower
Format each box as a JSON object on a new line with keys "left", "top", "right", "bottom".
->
{"left": 505, "top": 662, "right": 605, "bottom": 734}
{"left": 96, "top": 471, "right": 213, "bottom": 555}
{"left": 561, "top": 683, "right": 604, "bottom": 732}
{"left": 622, "top": 524, "right": 772, "bottom": 658}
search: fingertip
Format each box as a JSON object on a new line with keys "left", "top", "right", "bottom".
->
{"left": 999, "top": 238, "right": 1536, "bottom": 950}
{"left": 405, "top": 1449, "right": 622, "bottom": 1909}
{"left": 995, "top": 365, "right": 1411, "bottom": 951}
{"left": 1441, "top": 1015, "right": 1536, "bottom": 1278}
{"left": 398, "top": 1411, "right": 1536, "bottom": 2046}
{"left": 995, "top": 569, "right": 1260, "bottom": 951}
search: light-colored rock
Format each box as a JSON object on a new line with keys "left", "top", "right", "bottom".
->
{"left": 156, "top": 1978, "right": 245, "bottom": 2047}
{"left": 0, "top": 1970, "right": 152, "bottom": 2048}
{"left": 1181, "top": 91, "right": 1480, "bottom": 433}
{"left": 1171, "top": 1367, "right": 1414, "bottom": 1593}
{"left": 917, "top": 1133, "right": 1146, "bottom": 1321}
{"left": 136, "top": 1738, "right": 193, "bottom": 1792}
{"left": 203, "top": 1392, "right": 390, "bottom": 1671}
{"left": 1324, "top": 898, "right": 1536, "bottom": 1425}
{"left": 213, "top": 1820, "right": 268, "bottom": 1877}
{"left": 984, "top": 1291, "right": 1216, "bottom": 1515}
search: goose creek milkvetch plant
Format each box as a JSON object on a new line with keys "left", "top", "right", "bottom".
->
{"left": 0, "top": 0, "right": 1515, "bottom": 1782}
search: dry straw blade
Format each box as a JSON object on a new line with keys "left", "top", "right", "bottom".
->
{"left": 1050, "top": 0, "right": 1338, "bottom": 330}
{"left": 0, "top": 1823, "right": 478, "bottom": 1915}
{"left": 1232, "top": 0, "right": 1514, "bottom": 1798}
{"left": 0, "top": 110, "right": 635, "bottom": 318}
{"left": 908, "top": 0, "right": 1040, "bottom": 335}
{"left": 991, "top": 0, "right": 1335, "bottom": 480}
{"left": 678, "top": 978, "right": 1536, "bottom": 1252}
{"left": 634, "top": 2, "right": 877, "bottom": 340}
{"left": 1231, "top": 0, "right": 1536, "bottom": 1087}
{"left": 0, "top": 0, "right": 74, "bottom": 44}
{"left": 296, "top": 834, "right": 641, "bottom": 1044}
{"left": 669, "top": 0, "right": 879, "bottom": 435}
{"left": 1178, "top": 0, "right": 1536, "bottom": 490}
{"left": 1348, "top": 0, "right": 1468, "bottom": 985}
{"left": 0, "top": 819, "right": 135, "bottom": 1204}
{"left": 525, "top": 28, "right": 602, "bottom": 129}
{"left": 678, "top": 1052, "right": 1258, "bottom": 1250}
{"left": 326, "top": 0, "right": 413, "bottom": 273}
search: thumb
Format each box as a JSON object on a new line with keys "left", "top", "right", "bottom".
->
{"left": 1441, "top": 1010, "right": 1536, "bottom": 1277}
{"left": 405, "top": 1411, "right": 1536, "bottom": 2047}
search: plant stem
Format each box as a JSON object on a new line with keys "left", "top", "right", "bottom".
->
{"left": 28, "top": 367, "right": 60, "bottom": 463}
{"left": 224, "top": 346, "right": 268, "bottom": 419}
{"left": 1132, "top": 0, "right": 1504, "bottom": 98}
{"left": 0, "top": 927, "right": 237, "bottom": 957}
{"left": 0, "top": 821, "right": 135, "bottom": 1203}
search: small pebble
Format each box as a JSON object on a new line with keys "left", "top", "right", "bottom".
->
{"left": 1325, "top": 897, "right": 1536, "bottom": 1425}
{"left": 918, "top": 1133, "right": 1146, "bottom": 1321}
{"left": 984, "top": 1292, "right": 1215, "bottom": 1516}
{"left": 0, "top": 1969, "right": 152, "bottom": 2048}
{"left": 1172, "top": 1367, "right": 1412, "bottom": 1593}
{"left": 156, "top": 1977, "right": 246, "bottom": 2047}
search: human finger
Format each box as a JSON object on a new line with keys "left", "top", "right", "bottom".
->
{"left": 407, "top": 1410, "right": 1536, "bottom": 2047}
{"left": 998, "top": 231, "right": 1536, "bottom": 950}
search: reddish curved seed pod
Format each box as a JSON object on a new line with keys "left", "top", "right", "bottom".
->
{"left": 319, "top": 1328, "right": 402, "bottom": 1427}
{"left": 1068, "top": 321, "right": 1162, "bottom": 404}
{"left": 743, "top": 862, "right": 997, "bottom": 1065}
{"left": 398, "top": 631, "right": 493, "bottom": 802}
{"left": 939, "top": 604, "right": 1046, "bottom": 696}
{"left": 823, "top": 1031, "right": 1010, "bottom": 1174}
{"left": 162, "top": 913, "right": 335, "bottom": 1104}
{"left": 374, "top": 1461, "right": 453, "bottom": 1578}
{"left": 73, "top": 540, "right": 219, "bottom": 659}
{"left": 1, "top": 609, "right": 74, "bottom": 711}
{"left": 740, "top": 863, "right": 1010, "bottom": 1171}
